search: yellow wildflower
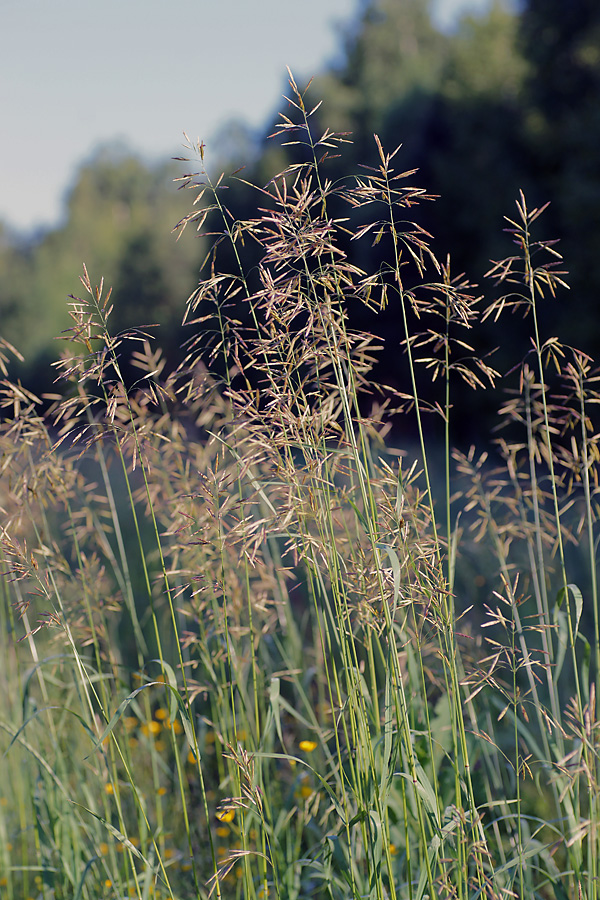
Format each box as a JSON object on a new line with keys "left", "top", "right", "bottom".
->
{"left": 216, "top": 808, "right": 235, "bottom": 823}
{"left": 141, "top": 720, "right": 161, "bottom": 737}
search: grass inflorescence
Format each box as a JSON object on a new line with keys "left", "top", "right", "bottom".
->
{"left": 1, "top": 73, "right": 599, "bottom": 900}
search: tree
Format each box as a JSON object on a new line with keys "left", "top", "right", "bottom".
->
{"left": 0, "top": 145, "right": 200, "bottom": 386}
{"left": 518, "top": 0, "right": 600, "bottom": 351}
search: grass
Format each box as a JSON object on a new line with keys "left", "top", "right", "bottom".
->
{"left": 1, "top": 72, "right": 599, "bottom": 899}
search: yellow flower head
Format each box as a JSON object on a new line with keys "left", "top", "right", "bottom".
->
{"left": 216, "top": 808, "right": 235, "bottom": 823}
{"left": 142, "top": 720, "right": 161, "bottom": 736}
{"left": 299, "top": 740, "right": 317, "bottom": 753}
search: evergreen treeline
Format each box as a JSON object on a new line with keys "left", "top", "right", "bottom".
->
{"left": 1, "top": 0, "right": 599, "bottom": 421}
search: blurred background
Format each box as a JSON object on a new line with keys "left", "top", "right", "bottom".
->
{"left": 1, "top": 0, "right": 599, "bottom": 440}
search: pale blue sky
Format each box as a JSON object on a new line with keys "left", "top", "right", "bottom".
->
{"left": 1, "top": 0, "right": 493, "bottom": 232}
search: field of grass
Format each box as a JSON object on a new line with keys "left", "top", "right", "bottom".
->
{"left": 1, "top": 75, "right": 599, "bottom": 899}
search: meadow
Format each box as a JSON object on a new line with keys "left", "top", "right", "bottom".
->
{"left": 1, "top": 75, "right": 598, "bottom": 899}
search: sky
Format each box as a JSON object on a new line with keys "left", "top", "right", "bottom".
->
{"left": 1, "top": 0, "right": 494, "bottom": 233}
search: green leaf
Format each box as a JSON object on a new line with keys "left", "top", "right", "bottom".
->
{"left": 368, "top": 810, "right": 383, "bottom": 893}
{"left": 348, "top": 498, "right": 369, "bottom": 533}
{"left": 268, "top": 676, "right": 286, "bottom": 750}
{"left": 379, "top": 662, "right": 394, "bottom": 806}
{"left": 348, "top": 809, "right": 368, "bottom": 828}
{"left": 70, "top": 802, "right": 152, "bottom": 867}
{"left": 555, "top": 583, "right": 584, "bottom": 639}
{"left": 87, "top": 683, "right": 162, "bottom": 757}
{"left": 376, "top": 542, "right": 401, "bottom": 614}
{"left": 552, "top": 607, "right": 568, "bottom": 682}
{"left": 395, "top": 762, "right": 440, "bottom": 829}
{"left": 579, "top": 634, "right": 591, "bottom": 703}
{"left": 73, "top": 857, "right": 98, "bottom": 900}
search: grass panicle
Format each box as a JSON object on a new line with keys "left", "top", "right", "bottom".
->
{"left": 1, "top": 74, "right": 600, "bottom": 900}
